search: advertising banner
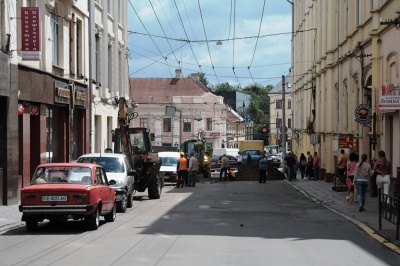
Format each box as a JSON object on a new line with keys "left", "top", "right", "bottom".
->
{"left": 21, "top": 7, "right": 41, "bottom": 60}
{"left": 379, "top": 84, "right": 400, "bottom": 111}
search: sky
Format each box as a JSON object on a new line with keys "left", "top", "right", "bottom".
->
{"left": 127, "top": 0, "right": 293, "bottom": 88}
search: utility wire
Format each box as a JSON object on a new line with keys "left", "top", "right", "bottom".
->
{"left": 148, "top": 0, "right": 180, "bottom": 65}
{"left": 197, "top": 0, "right": 219, "bottom": 83}
{"left": 249, "top": 0, "right": 267, "bottom": 67}
{"left": 172, "top": 0, "right": 202, "bottom": 72}
{"left": 183, "top": 0, "right": 197, "bottom": 40}
{"left": 128, "top": 0, "right": 173, "bottom": 78}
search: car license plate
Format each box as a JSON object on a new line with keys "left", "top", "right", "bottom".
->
{"left": 41, "top": 195, "right": 68, "bottom": 202}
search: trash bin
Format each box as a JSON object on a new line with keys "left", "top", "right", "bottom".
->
{"left": 319, "top": 168, "right": 326, "bottom": 180}
{"left": 324, "top": 172, "right": 332, "bottom": 183}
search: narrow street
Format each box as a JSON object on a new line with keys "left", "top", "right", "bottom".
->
{"left": 1, "top": 180, "right": 399, "bottom": 266}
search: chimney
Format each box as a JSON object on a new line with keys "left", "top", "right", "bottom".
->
{"left": 190, "top": 72, "right": 200, "bottom": 81}
{"left": 175, "top": 69, "right": 182, "bottom": 79}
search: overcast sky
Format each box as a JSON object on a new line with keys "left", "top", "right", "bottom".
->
{"left": 127, "top": 0, "right": 292, "bottom": 88}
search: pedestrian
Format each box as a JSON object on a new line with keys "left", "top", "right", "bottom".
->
{"left": 313, "top": 152, "right": 320, "bottom": 181}
{"left": 354, "top": 154, "right": 372, "bottom": 212}
{"left": 346, "top": 152, "right": 358, "bottom": 203}
{"left": 246, "top": 152, "right": 252, "bottom": 165}
{"left": 184, "top": 153, "right": 189, "bottom": 186}
{"left": 299, "top": 153, "right": 307, "bottom": 179}
{"left": 373, "top": 150, "right": 391, "bottom": 196}
{"left": 292, "top": 152, "right": 298, "bottom": 178}
{"left": 284, "top": 152, "right": 295, "bottom": 181}
{"left": 337, "top": 149, "right": 348, "bottom": 177}
{"left": 219, "top": 154, "right": 230, "bottom": 182}
{"left": 259, "top": 154, "right": 267, "bottom": 183}
{"left": 305, "top": 151, "right": 313, "bottom": 179}
{"left": 188, "top": 152, "right": 199, "bottom": 187}
{"left": 236, "top": 152, "right": 243, "bottom": 170}
{"left": 176, "top": 152, "right": 188, "bottom": 188}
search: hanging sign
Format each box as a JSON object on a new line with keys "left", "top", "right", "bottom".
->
{"left": 354, "top": 104, "right": 372, "bottom": 125}
{"left": 21, "top": 7, "right": 41, "bottom": 60}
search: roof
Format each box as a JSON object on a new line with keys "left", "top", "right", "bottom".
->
{"left": 78, "top": 153, "right": 127, "bottom": 159}
{"left": 129, "top": 77, "right": 212, "bottom": 104}
{"left": 269, "top": 74, "right": 292, "bottom": 94}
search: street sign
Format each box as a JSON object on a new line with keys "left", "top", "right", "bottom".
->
{"left": 243, "top": 117, "right": 251, "bottom": 123}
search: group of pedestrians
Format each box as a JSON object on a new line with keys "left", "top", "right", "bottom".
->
{"left": 336, "top": 149, "right": 391, "bottom": 212}
{"left": 176, "top": 152, "right": 199, "bottom": 188}
{"left": 284, "top": 151, "right": 320, "bottom": 181}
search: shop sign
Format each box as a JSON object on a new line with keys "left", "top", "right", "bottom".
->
{"left": 354, "top": 104, "right": 372, "bottom": 125}
{"left": 21, "top": 7, "right": 41, "bottom": 60}
{"left": 54, "top": 81, "right": 86, "bottom": 107}
{"left": 339, "top": 136, "right": 353, "bottom": 149}
{"left": 379, "top": 84, "right": 400, "bottom": 111}
{"left": 207, "top": 132, "right": 220, "bottom": 137}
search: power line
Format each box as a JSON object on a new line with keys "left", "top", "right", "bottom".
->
{"left": 197, "top": 0, "right": 219, "bottom": 83}
{"left": 249, "top": 0, "right": 267, "bottom": 67}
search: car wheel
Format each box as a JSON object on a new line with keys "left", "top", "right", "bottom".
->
{"left": 104, "top": 203, "right": 116, "bottom": 222}
{"left": 86, "top": 208, "right": 99, "bottom": 230}
{"left": 127, "top": 193, "right": 133, "bottom": 208}
{"left": 148, "top": 176, "right": 160, "bottom": 199}
{"left": 26, "top": 219, "right": 38, "bottom": 231}
{"left": 117, "top": 194, "right": 127, "bottom": 213}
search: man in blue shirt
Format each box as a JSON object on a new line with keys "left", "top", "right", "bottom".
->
{"left": 259, "top": 154, "right": 267, "bottom": 183}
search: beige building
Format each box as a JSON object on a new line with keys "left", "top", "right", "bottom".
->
{"left": 292, "top": 0, "right": 400, "bottom": 180}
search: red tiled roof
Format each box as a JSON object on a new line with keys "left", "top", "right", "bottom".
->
{"left": 129, "top": 77, "right": 211, "bottom": 104}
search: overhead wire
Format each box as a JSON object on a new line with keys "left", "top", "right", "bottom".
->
{"left": 197, "top": 0, "right": 219, "bottom": 83}
{"left": 172, "top": 0, "right": 202, "bottom": 72}
{"left": 128, "top": 0, "right": 174, "bottom": 78}
{"left": 183, "top": 0, "right": 198, "bottom": 40}
{"left": 232, "top": 0, "right": 242, "bottom": 88}
{"left": 148, "top": 0, "right": 180, "bottom": 66}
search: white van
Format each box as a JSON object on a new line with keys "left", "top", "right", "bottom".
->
{"left": 158, "top": 152, "right": 180, "bottom": 183}
{"left": 212, "top": 148, "right": 239, "bottom": 157}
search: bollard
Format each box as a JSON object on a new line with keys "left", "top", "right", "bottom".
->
{"left": 370, "top": 160, "right": 377, "bottom": 197}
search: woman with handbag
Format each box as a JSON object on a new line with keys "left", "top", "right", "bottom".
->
{"left": 345, "top": 152, "right": 358, "bottom": 203}
{"left": 373, "top": 150, "right": 391, "bottom": 196}
{"left": 354, "top": 154, "right": 373, "bottom": 212}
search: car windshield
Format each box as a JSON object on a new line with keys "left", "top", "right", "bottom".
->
{"left": 78, "top": 157, "right": 124, "bottom": 173}
{"left": 31, "top": 166, "right": 92, "bottom": 184}
{"left": 160, "top": 157, "right": 178, "bottom": 166}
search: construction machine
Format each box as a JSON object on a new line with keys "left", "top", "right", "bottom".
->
{"left": 180, "top": 129, "right": 211, "bottom": 179}
{"left": 112, "top": 97, "right": 162, "bottom": 199}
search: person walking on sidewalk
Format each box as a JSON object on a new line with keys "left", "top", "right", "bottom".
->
{"left": 220, "top": 154, "right": 230, "bottom": 182}
{"left": 259, "top": 154, "right": 267, "bottom": 183}
{"left": 284, "top": 152, "right": 296, "bottom": 181}
{"left": 188, "top": 152, "right": 199, "bottom": 187}
{"left": 373, "top": 150, "right": 391, "bottom": 196}
{"left": 313, "top": 152, "right": 320, "bottom": 181}
{"left": 346, "top": 152, "right": 358, "bottom": 203}
{"left": 299, "top": 153, "right": 307, "bottom": 179}
{"left": 354, "top": 154, "right": 373, "bottom": 212}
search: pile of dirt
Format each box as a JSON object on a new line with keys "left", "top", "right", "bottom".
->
{"left": 235, "top": 161, "right": 286, "bottom": 181}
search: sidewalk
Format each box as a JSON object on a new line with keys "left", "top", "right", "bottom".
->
{"left": 288, "top": 171, "right": 400, "bottom": 253}
{"left": 0, "top": 202, "right": 23, "bottom": 232}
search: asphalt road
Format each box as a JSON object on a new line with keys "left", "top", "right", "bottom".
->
{"left": 1, "top": 181, "right": 399, "bottom": 266}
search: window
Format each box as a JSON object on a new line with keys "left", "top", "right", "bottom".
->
{"left": 95, "top": 33, "right": 101, "bottom": 83}
{"left": 288, "top": 99, "right": 291, "bottom": 109}
{"left": 108, "top": 45, "right": 112, "bottom": 90}
{"left": 276, "top": 100, "right": 283, "bottom": 109}
{"left": 206, "top": 118, "right": 212, "bottom": 131}
{"left": 51, "top": 5, "right": 60, "bottom": 66}
{"left": 163, "top": 118, "right": 171, "bottom": 132}
{"left": 276, "top": 118, "right": 282, "bottom": 130}
{"left": 183, "top": 118, "right": 191, "bottom": 132}
{"left": 288, "top": 118, "right": 292, "bottom": 129}
{"left": 140, "top": 118, "right": 148, "bottom": 128}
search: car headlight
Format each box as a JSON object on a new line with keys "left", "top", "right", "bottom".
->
{"left": 114, "top": 180, "right": 123, "bottom": 187}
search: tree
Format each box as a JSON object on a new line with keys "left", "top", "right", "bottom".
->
{"left": 199, "top": 73, "right": 209, "bottom": 87}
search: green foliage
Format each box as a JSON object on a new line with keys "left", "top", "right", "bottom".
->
{"left": 199, "top": 73, "right": 209, "bottom": 87}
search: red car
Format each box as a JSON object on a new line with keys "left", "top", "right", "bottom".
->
{"left": 19, "top": 163, "right": 117, "bottom": 231}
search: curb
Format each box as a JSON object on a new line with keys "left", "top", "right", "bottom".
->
{"left": 286, "top": 179, "right": 400, "bottom": 255}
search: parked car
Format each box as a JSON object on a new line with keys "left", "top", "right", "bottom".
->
{"left": 210, "top": 155, "right": 238, "bottom": 172}
{"left": 158, "top": 152, "right": 180, "bottom": 183}
{"left": 268, "top": 153, "right": 283, "bottom": 168}
{"left": 19, "top": 163, "right": 117, "bottom": 231}
{"left": 77, "top": 153, "right": 136, "bottom": 213}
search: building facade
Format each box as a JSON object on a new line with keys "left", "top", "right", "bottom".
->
{"left": 89, "top": 0, "right": 128, "bottom": 153}
{"left": 130, "top": 70, "right": 244, "bottom": 153}
{"left": 292, "top": 0, "right": 400, "bottom": 180}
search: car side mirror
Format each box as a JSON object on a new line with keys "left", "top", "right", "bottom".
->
{"left": 128, "top": 170, "right": 136, "bottom": 176}
{"left": 108, "top": 179, "right": 116, "bottom": 185}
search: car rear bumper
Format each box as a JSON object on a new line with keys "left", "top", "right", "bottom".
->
{"left": 19, "top": 204, "right": 94, "bottom": 214}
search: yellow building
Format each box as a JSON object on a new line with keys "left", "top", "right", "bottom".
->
{"left": 292, "top": 0, "right": 400, "bottom": 180}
